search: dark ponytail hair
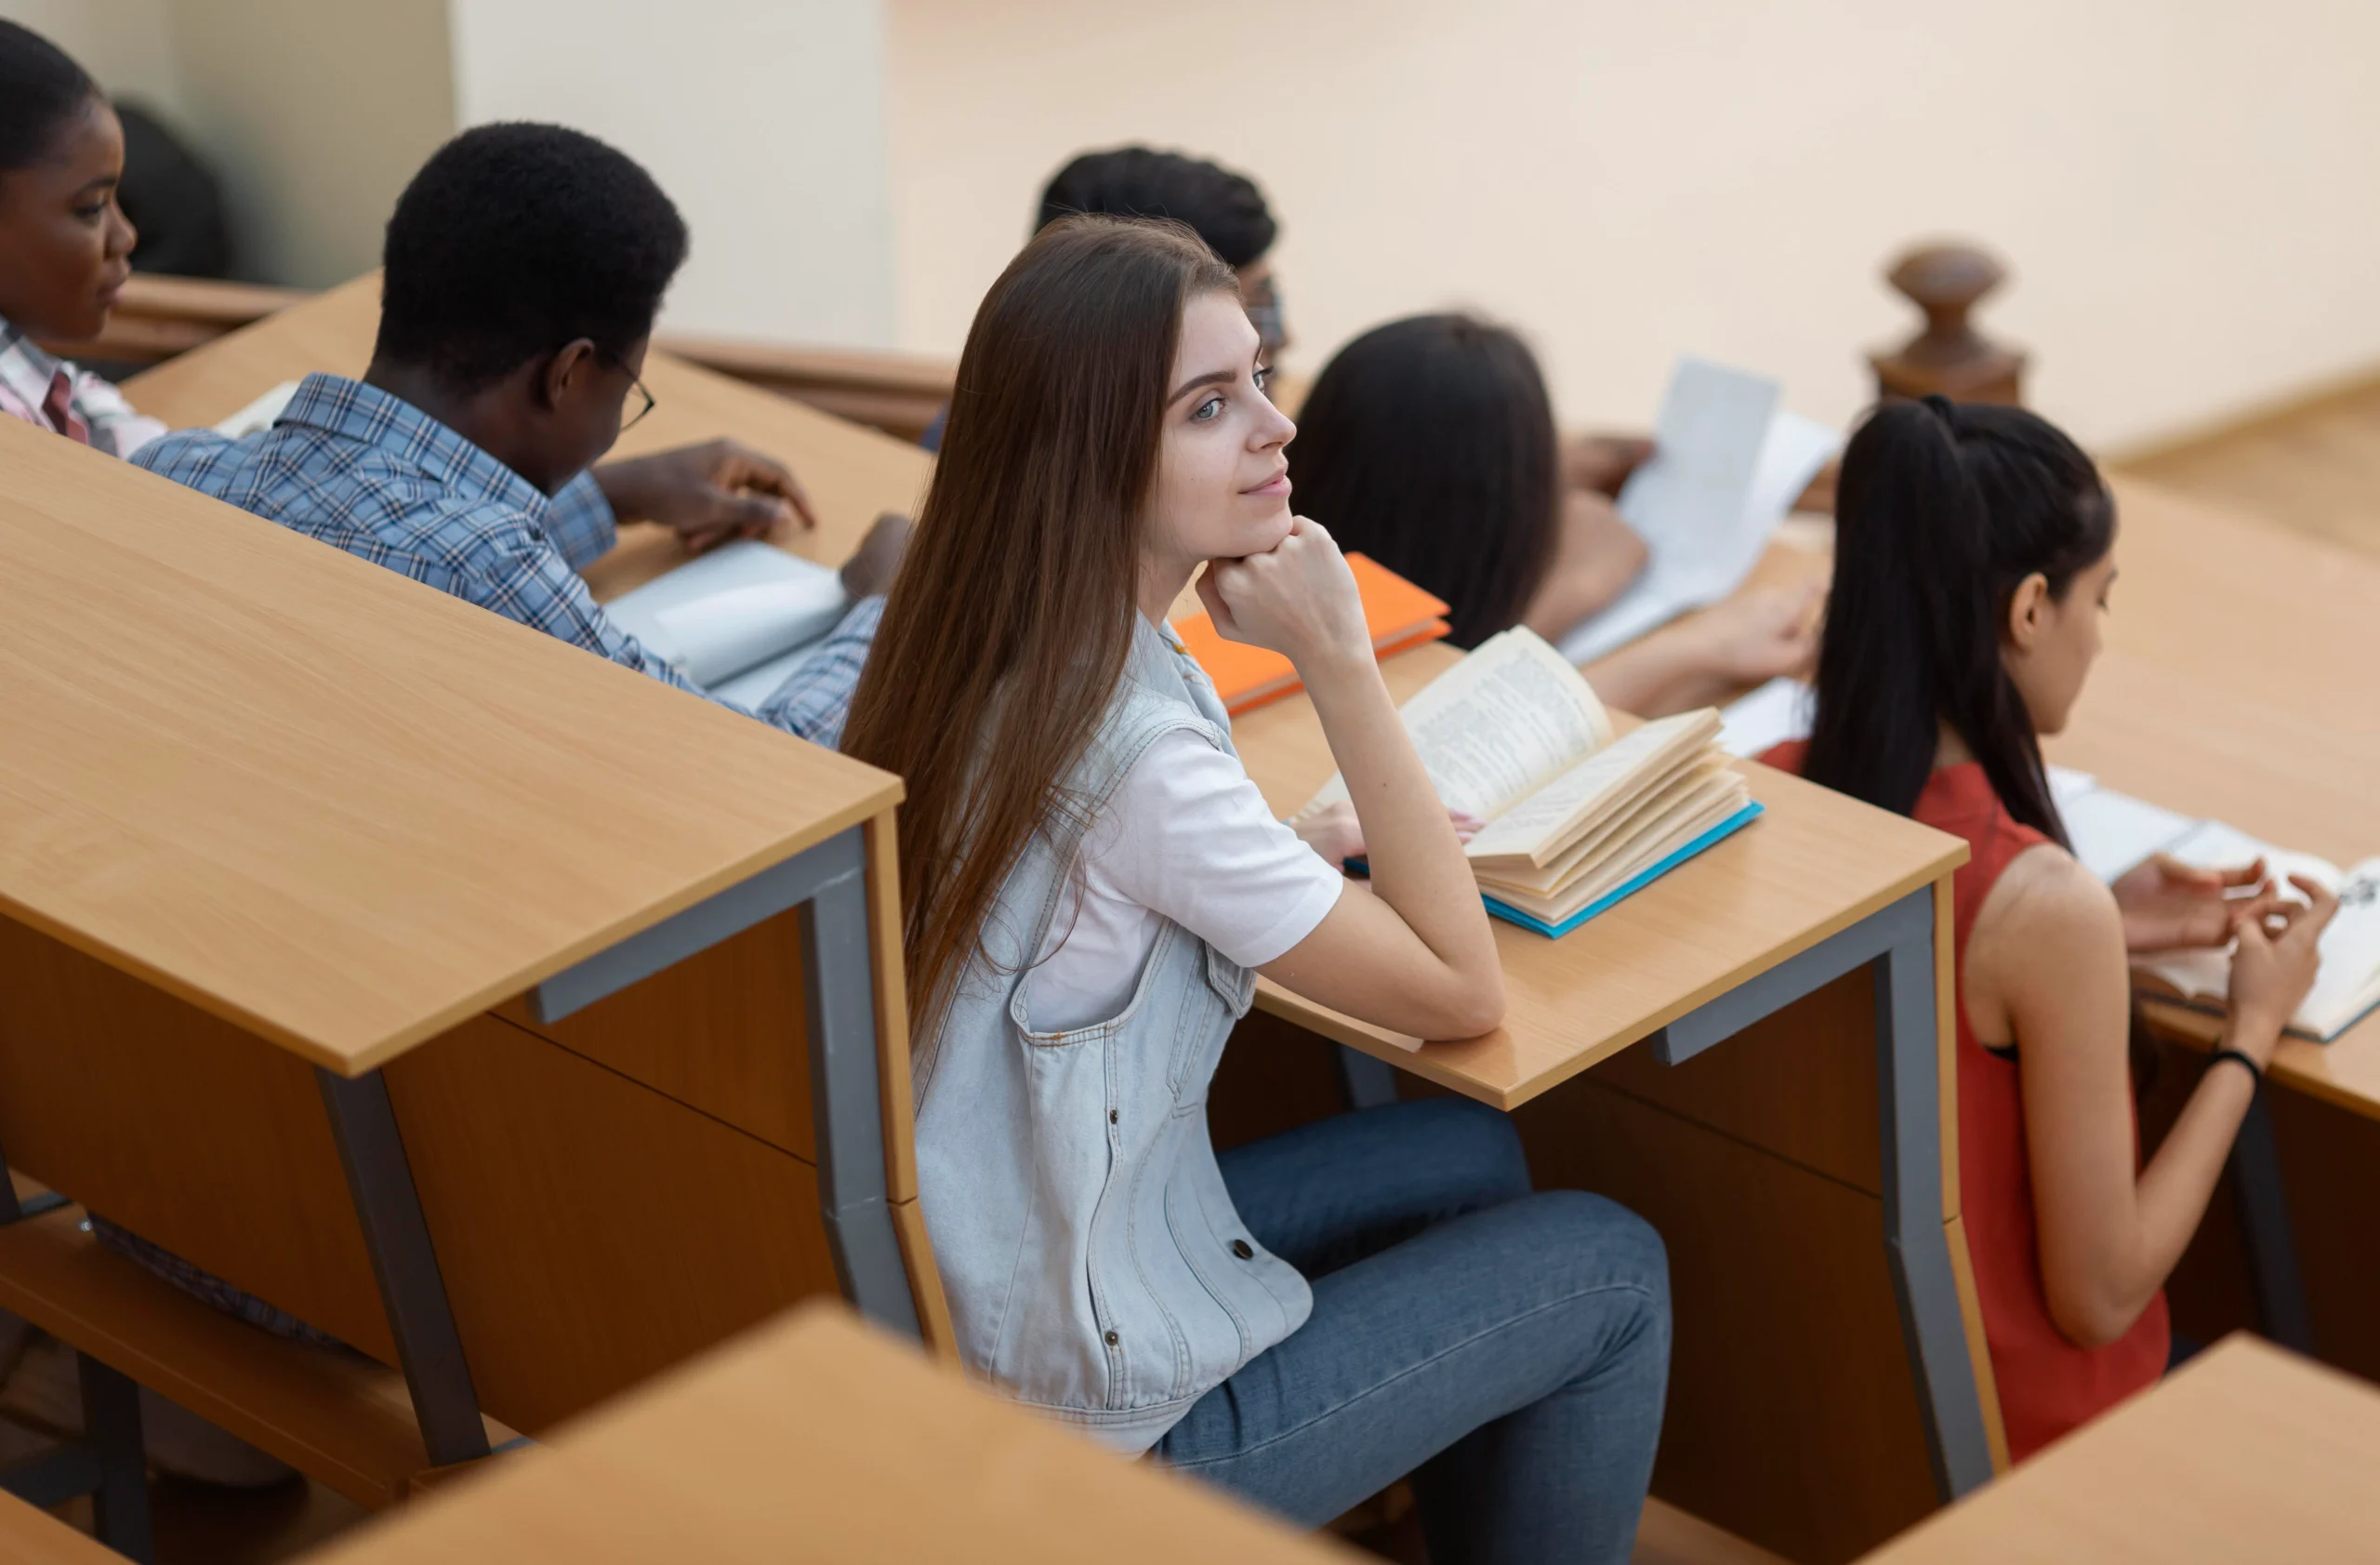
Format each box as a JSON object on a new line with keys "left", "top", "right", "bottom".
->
{"left": 1288, "top": 312, "right": 1561, "bottom": 648}
{"left": 0, "top": 21, "right": 98, "bottom": 172}
{"left": 1803, "top": 397, "right": 2113, "bottom": 843}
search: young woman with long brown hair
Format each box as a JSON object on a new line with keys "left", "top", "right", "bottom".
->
{"left": 1766, "top": 397, "right": 2334, "bottom": 1459}
{"left": 843, "top": 217, "right": 1670, "bottom": 1561}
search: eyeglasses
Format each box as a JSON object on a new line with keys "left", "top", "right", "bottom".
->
{"left": 621, "top": 369, "right": 656, "bottom": 431}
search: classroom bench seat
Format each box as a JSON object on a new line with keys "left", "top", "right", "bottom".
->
{"left": 0, "top": 1202, "right": 514, "bottom": 1510}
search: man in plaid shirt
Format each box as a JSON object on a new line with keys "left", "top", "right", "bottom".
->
{"left": 137, "top": 122, "right": 900, "bottom": 750}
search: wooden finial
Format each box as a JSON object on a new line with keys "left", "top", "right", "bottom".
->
{"left": 1868, "top": 241, "right": 2027, "bottom": 405}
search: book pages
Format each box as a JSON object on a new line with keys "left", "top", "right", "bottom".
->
{"left": 1302, "top": 629, "right": 1613, "bottom": 822}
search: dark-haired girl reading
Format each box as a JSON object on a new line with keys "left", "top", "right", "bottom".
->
{"left": 1765, "top": 397, "right": 2335, "bottom": 1459}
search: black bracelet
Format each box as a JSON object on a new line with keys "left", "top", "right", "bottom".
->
{"left": 2209, "top": 1048, "right": 2263, "bottom": 1087}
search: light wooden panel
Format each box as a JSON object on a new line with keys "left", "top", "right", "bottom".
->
{"left": 0, "top": 1204, "right": 503, "bottom": 1511}
{"left": 120, "top": 273, "right": 938, "bottom": 603}
{"left": 1858, "top": 1334, "right": 2380, "bottom": 1562}
{"left": 1514, "top": 1079, "right": 1938, "bottom": 1565}
{"left": 0, "top": 418, "right": 898, "bottom": 1074}
{"left": 1234, "top": 648, "right": 1964, "bottom": 1107}
{"left": 385, "top": 1015, "right": 841, "bottom": 1434}
{"left": 0, "top": 919, "right": 394, "bottom": 1360}
{"left": 1583, "top": 966, "right": 1882, "bottom": 1196}
{"left": 308, "top": 1302, "right": 1358, "bottom": 1565}
{"left": 495, "top": 908, "right": 813, "bottom": 1160}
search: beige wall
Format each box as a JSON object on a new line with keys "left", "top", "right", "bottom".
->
{"left": 5, "top": 0, "right": 181, "bottom": 115}
{"left": 884, "top": 0, "right": 2380, "bottom": 450}
{"left": 161, "top": 0, "right": 455, "bottom": 286}
{"left": 447, "top": 0, "right": 898, "bottom": 349}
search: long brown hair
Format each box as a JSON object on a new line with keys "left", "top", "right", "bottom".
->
{"left": 841, "top": 215, "right": 1238, "bottom": 1041}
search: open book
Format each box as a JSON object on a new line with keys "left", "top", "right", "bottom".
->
{"left": 1299, "top": 628, "right": 1761, "bottom": 936}
{"left": 1172, "top": 553, "right": 1450, "bottom": 715}
{"left": 213, "top": 379, "right": 302, "bottom": 439}
{"left": 1558, "top": 356, "right": 1839, "bottom": 668}
{"left": 2060, "top": 783, "right": 2380, "bottom": 1042}
{"left": 602, "top": 540, "right": 850, "bottom": 708}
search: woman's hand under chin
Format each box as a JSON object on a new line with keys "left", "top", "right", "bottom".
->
{"left": 1197, "top": 516, "right": 1370, "bottom": 672}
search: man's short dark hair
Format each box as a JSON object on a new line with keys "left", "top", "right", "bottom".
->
{"left": 376, "top": 122, "right": 688, "bottom": 393}
{"left": 1036, "top": 147, "right": 1276, "bottom": 270}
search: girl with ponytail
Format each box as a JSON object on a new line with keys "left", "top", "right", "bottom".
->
{"left": 1767, "top": 397, "right": 2336, "bottom": 1460}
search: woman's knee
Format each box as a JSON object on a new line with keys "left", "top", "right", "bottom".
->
{"left": 1524, "top": 1190, "right": 1671, "bottom": 1315}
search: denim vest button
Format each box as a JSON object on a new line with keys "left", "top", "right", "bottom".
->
{"left": 1231, "top": 1239, "right": 1254, "bottom": 1260}
{"left": 1104, "top": 1330, "right": 1119, "bottom": 1346}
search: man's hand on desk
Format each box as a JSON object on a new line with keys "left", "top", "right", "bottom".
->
{"left": 592, "top": 439, "right": 821, "bottom": 550}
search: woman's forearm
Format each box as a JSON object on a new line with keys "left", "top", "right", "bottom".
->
{"left": 1301, "top": 651, "right": 1502, "bottom": 1009}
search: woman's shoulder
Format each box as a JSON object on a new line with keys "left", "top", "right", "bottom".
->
{"left": 1967, "top": 840, "right": 2124, "bottom": 988}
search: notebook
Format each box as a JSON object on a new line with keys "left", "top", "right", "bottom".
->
{"left": 1298, "top": 628, "right": 1760, "bottom": 937}
{"left": 1559, "top": 356, "right": 1840, "bottom": 667}
{"left": 602, "top": 539, "right": 850, "bottom": 701}
{"left": 2059, "top": 786, "right": 2380, "bottom": 1042}
{"left": 1171, "top": 553, "right": 1451, "bottom": 714}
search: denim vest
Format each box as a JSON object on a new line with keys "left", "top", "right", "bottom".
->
{"left": 913, "top": 618, "right": 1314, "bottom": 1453}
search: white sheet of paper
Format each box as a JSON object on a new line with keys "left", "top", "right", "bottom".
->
{"left": 710, "top": 638, "right": 833, "bottom": 710}
{"left": 1717, "top": 676, "right": 1813, "bottom": 759}
{"left": 1560, "top": 362, "right": 1835, "bottom": 667}
{"left": 2060, "top": 787, "right": 2199, "bottom": 882}
{"left": 213, "top": 379, "right": 303, "bottom": 439}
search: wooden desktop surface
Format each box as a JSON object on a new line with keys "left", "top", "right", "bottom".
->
{"left": 0, "top": 418, "right": 899, "bottom": 1075}
{"left": 123, "top": 273, "right": 937, "bottom": 603}
{"left": 1858, "top": 1333, "right": 2380, "bottom": 1562}
{"left": 311, "top": 1301, "right": 1354, "bottom": 1565}
{"left": 1234, "top": 640, "right": 1965, "bottom": 1109}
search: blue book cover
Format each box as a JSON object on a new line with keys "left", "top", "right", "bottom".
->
{"left": 1484, "top": 801, "right": 1765, "bottom": 938}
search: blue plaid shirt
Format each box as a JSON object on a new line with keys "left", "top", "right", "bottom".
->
{"left": 135, "top": 373, "right": 879, "bottom": 747}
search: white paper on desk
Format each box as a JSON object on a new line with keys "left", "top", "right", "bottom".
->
{"left": 1560, "top": 360, "right": 1838, "bottom": 667}
{"left": 2059, "top": 787, "right": 2197, "bottom": 882}
{"left": 602, "top": 539, "right": 847, "bottom": 687}
{"left": 1717, "top": 676, "right": 1812, "bottom": 759}
{"left": 213, "top": 379, "right": 302, "bottom": 439}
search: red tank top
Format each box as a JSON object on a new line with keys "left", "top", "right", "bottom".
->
{"left": 1764, "top": 741, "right": 2167, "bottom": 1462}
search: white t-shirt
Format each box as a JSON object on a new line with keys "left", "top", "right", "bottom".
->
{"left": 1025, "top": 727, "right": 1347, "bottom": 1033}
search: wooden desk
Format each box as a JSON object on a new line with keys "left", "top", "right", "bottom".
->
{"left": 0, "top": 418, "right": 930, "bottom": 1489}
{"left": 1226, "top": 643, "right": 1985, "bottom": 1559}
{"left": 1858, "top": 1334, "right": 2380, "bottom": 1562}
{"left": 123, "top": 273, "right": 936, "bottom": 607}
{"left": 123, "top": 281, "right": 1983, "bottom": 1560}
{"left": 311, "top": 1301, "right": 1354, "bottom": 1565}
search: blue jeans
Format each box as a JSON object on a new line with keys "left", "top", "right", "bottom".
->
{"left": 1156, "top": 1097, "right": 1670, "bottom": 1565}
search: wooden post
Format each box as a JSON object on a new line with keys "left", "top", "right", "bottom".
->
{"left": 1869, "top": 242, "right": 2026, "bottom": 405}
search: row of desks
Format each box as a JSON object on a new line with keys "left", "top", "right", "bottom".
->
{"left": 7, "top": 273, "right": 2373, "bottom": 1560}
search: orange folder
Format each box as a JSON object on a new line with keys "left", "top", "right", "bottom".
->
{"left": 1171, "top": 553, "right": 1452, "bottom": 716}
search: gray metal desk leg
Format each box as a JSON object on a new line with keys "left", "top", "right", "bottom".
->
{"left": 801, "top": 845, "right": 922, "bottom": 1339}
{"left": 2229, "top": 1090, "right": 2313, "bottom": 1352}
{"left": 1337, "top": 1044, "right": 1401, "bottom": 1110}
{"left": 1874, "top": 895, "right": 1995, "bottom": 1499}
{"left": 316, "top": 1068, "right": 490, "bottom": 1468}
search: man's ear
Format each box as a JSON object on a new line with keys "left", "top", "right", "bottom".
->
{"left": 2005, "top": 570, "right": 2051, "bottom": 653}
{"left": 539, "top": 338, "right": 601, "bottom": 411}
